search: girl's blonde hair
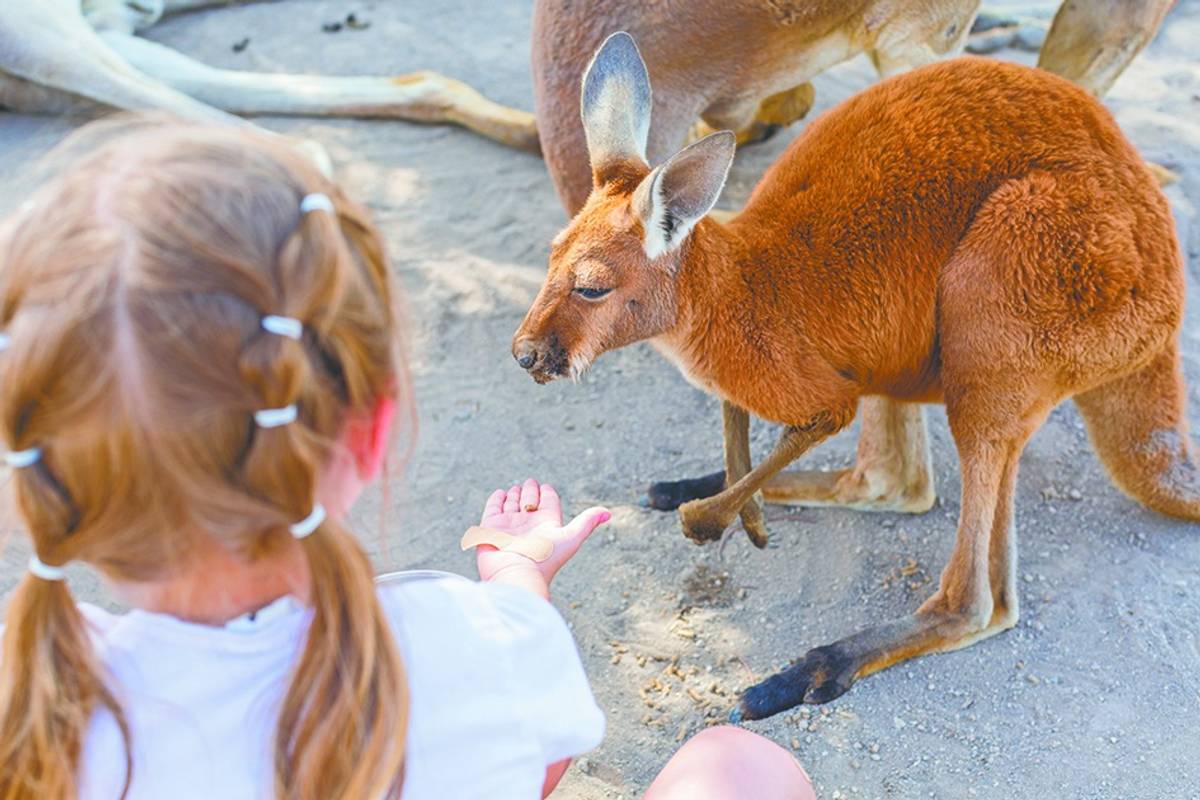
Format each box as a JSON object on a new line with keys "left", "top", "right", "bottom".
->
{"left": 0, "top": 118, "right": 410, "bottom": 799}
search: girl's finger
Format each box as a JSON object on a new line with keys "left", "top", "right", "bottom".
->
{"left": 482, "top": 489, "right": 506, "bottom": 522}
{"left": 538, "top": 484, "right": 562, "bottom": 519}
{"left": 519, "top": 478, "right": 540, "bottom": 512}
{"left": 559, "top": 507, "right": 612, "bottom": 547}
{"left": 503, "top": 485, "right": 522, "bottom": 514}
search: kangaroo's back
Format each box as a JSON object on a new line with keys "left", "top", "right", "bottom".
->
{"left": 727, "top": 57, "right": 1178, "bottom": 399}
{"left": 742, "top": 57, "right": 1155, "bottom": 240}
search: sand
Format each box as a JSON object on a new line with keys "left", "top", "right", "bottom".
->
{"left": 1, "top": 1, "right": 1198, "bottom": 798}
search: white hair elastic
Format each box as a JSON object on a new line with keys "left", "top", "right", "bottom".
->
{"left": 28, "top": 554, "right": 67, "bottom": 581}
{"left": 254, "top": 405, "right": 298, "bottom": 428}
{"left": 4, "top": 447, "right": 41, "bottom": 469}
{"left": 262, "top": 315, "right": 303, "bottom": 340}
{"left": 300, "top": 193, "right": 335, "bottom": 214}
{"left": 290, "top": 503, "right": 326, "bottom": 539}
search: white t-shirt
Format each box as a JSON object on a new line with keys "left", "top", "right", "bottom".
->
{"left": 67, "top": 571, "right": 605, "bottom": 799}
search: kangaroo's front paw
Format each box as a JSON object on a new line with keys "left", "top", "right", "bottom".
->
{"left": 678, "top": 498, "right": 735, "bottom": 544}
{"left": 739, "top": 492, "right": 769, "bottom": 549}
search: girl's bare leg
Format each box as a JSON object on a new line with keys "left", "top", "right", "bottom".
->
{"left": 643, "top": 726, "right": 815, "bottom": 800}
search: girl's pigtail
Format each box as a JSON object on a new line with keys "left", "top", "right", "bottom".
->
{"left": 275, "top": 521, "right": 408, "bottom": 799}
{"left": 0, "top": 573, "right": 131, "bottom": 800}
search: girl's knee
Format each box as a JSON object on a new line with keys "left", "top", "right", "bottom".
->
{"left": 645, "top": 726, "right": 814, "bottom": 800}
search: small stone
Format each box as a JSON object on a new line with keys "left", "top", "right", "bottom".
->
{"left": 791, "top": 738, "right": 801, "bottom": 750}
{"left": 1068, "top": 488, "right": 1083, "bottom": 501}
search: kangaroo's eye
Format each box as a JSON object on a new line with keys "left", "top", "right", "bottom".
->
{"left": 573, "top": 286, "right": 612, "bottom": 301}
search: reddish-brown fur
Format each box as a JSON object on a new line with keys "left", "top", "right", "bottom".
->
{"left": 514, "top": 54, "right": 1198, "bottom": 717}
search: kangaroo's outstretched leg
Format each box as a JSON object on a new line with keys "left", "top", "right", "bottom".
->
{"left": 736, "top": 404, "right": 1038, "bottom": 719}
{"left": 648, "top": 398, "right": 934, "bottom": 513}
{"left": 100, "top": 32, "right": 540, "bottom": 152}
{"left": 83, "top": 0, "right": 246, "bottom": 34}
{"left": 678, "top": 411, "right": 849, "bottom": 544}
{"left": 1038, "top": 0, "right": 1173, "bottom": 97}
{"left": 721, "top": 402, "right": 769, "bottom": 549}
{"left": 1, "top": 1, "right": 238, "bottom": 124}
{"left": 1075, "top": 345, "right": 1200, "bottom": 521}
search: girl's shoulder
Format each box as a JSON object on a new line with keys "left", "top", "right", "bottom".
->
{"left": 374, "top": 571, "right": 605, "bottom": 788}
{"left": 374, "top": 569, "right": 595, "bottom": 686}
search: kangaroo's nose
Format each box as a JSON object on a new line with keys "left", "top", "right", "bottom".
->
{"left": 513, "top": 339, "right": 539, "bottom": 371}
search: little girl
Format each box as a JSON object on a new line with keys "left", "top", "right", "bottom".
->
{"left": 0, "top": 119, "right": 813, "bottom": 799}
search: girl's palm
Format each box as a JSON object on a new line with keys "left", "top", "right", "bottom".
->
{"left": 475, "top": 479, "right": 610, "bottom": 584}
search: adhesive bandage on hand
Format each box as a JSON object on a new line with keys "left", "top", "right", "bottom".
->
{"left": 459, "top": 526, "right": 555, "bottom": 562}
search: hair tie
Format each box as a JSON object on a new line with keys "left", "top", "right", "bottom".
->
{"left": 4, "top": 447, "right": 41, "bottom": 468}
{"left": 28, "top": 554, "right": 67, "bottom": 581}
{"left": 254, "top": 405, "right": 298, "bottom": 429}
{"left": 262, "top": 315, "right": 303, "bottom": 340}
{"left": 290, "top": 504, "right": 326, "bottom": 539}
{"left": 0, "top": 332, "right": 10, "bottom": 352}
{"left": 300, "top": 193, "right": 335, "bottom": 214}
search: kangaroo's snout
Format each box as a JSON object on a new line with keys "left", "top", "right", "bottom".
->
{"left": 513, "top": 338, "right": 539, "bottom": 371}
{"left": 511, "top": 333, "right": 569, "bottom": 383}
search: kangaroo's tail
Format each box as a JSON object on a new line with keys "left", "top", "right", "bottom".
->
{"left": 1075, "top": 344, "right": 1200, "bottom": 521}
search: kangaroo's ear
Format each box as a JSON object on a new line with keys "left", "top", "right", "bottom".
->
{"left": 581, "top": 32, "right": 652, "bottom": 182}
{"left": 631, "top": 131, "right": 735, "bottom": 260}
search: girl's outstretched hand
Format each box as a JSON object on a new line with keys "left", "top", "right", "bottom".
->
{"left": 474, "top": 479, "right": 610, "bottom": 592}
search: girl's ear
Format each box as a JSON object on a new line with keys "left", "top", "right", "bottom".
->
{"left": 349, "top": 394, "right": 396, "bottom": 480}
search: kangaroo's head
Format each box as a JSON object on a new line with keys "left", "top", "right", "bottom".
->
{"left": 512, "top": 32, "right": 735, "bottom": 383}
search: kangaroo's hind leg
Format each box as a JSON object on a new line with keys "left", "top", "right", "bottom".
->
{"left": 736, "top": 398, "right": 1044, "bottom": 719}
{"left": 647, "top": 397, "right": 935, "bottom": 514}
{"left": 763, "top": 397, "right": 936, "bottom": 512}
{"left": 1075, "top": 345, "right": 1200, "bottom": 521}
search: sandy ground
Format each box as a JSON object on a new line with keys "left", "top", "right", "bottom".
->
{"left": 2, "top": 1, "right": 1200, "bottom": 798}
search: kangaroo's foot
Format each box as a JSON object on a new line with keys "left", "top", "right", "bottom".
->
{"left": 688, "top": 82, "right": 816, "bottom": 147}
{"left": 752, "top": 82, "right": 815, "bottom": 131}
{"left": 764, "top": 398, "right": 935, "bottom": 513}
{"left": 647, "top": 470, "right": 726, "bottom": 511}
{"left": 648, "top": 460, "right": 933, "bottom": 514}
{"left": 762, "top": 463, "right": 934, "bottom": 513}
{"left": 733, "top": 604, "right": 1017, "bottom": 719}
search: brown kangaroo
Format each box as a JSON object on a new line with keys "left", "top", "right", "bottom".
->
{"left": 512, "top": 33, "right": 1198, "bottom": 718}
{"left": 532, "top": 0, "right": 1178, "bottom": 529}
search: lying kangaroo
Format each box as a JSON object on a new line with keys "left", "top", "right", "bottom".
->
{"left": 533, "top": 0, "right": 1175, "bottom": 215}
{"left": 0, "top": 0, "right": 537, "bottom": 152}
{"left": 512, "top": 33, "right": 1198, "bottom": 717}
